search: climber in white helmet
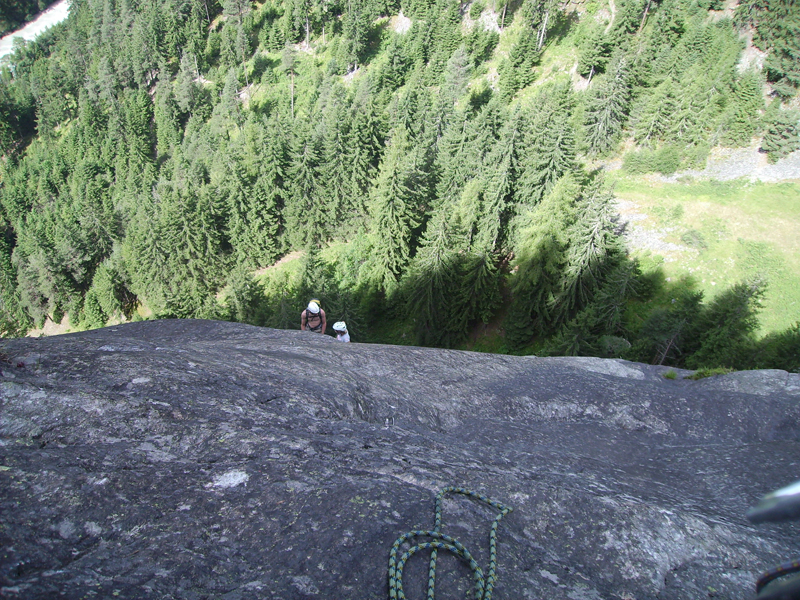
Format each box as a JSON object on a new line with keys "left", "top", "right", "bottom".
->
{"left": 301, "top": 299, "right": 326, "bottom": 333}
{"left": 333, "top": 321, "right": 350, "bottom": 342}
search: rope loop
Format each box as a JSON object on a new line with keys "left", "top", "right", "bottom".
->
{"left": 388, "top": 486, "right": 513, "bottom": 600}
{"left": 756, "top": 558, "right": 800, "bottom": 595}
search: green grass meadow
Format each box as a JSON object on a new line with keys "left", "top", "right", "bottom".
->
{"left": 611, "top": 175, "right": 800, "bottom": 335}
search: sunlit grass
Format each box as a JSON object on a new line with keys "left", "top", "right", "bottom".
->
{"left": 612, "top": 175, "right": 800, "bottom": 334}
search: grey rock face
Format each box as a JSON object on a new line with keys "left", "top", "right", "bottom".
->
{"left": 1, "top": 319, "right": 799, "bottom": 599}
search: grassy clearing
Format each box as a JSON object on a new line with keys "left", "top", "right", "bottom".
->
{"left": 252, "top": 251, "right": 305, "bottom": 296}
{"left": 611, "top": 175, "right": 800, "bottom": 335}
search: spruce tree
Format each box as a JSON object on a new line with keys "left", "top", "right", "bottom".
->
{"left": 736, "top": 0, "right": 800, "bottom": 94}
{"left": 425, "top": 0, "right": 464, "bottom": 80}
{"left": 154, "top": 71, "right": 181, "bottom": 156}
{"left": 347, "top": 84, "right": 386, "bottom": 229}
{"left": 391, "top": 70, "right": 428, "bottom": 137}
{"left": 221, "top": 158, "right": 255, "bottom": 266}
{"left": 499, "top": 31, "right": 539, "bottom": 99}
{"left": 127, "top": 183, "right": 224, "bottom": 318}
{"left": 545, "top": 306, "right": 603, "bottom": 357}
{"left": 583, "top": 55, "right": 632, "bottom": 155}
{"left": 176, "top": 52, "right": 201, "bottom": 115}
{"left": 632, "top": 77, "right": 677, "bottom": 146}
{"left": 338, "top": 0, "right": 370, "bottom": 71}
{"left": 592, "top": 259, "right": 640, "bottom": 335}
{"left": 505, "top": 174, "right": 578, "bottom": 348}
{"left": 257, "top": 114, "right": 289, "bottom": 252}
{"left": 121, "top": 88, "right": 155, "bottom": 163}
{"left": 282, "top": 45, "right": 297, "bottom": 118}
{"left": 577, "top": 25, "right": 611, "bottom": 79}
{"left": 381, "top": 34, "right": 410, "bottom": 93}
{"left": 81, "top": 288, "right": 107, "bottom": 329}
{"left": 403, "top": 209, "right": 501, "bottom": 347}
{"left": 664, "top": 74, "right": 712, "bottom": 145}
{"left": 449, "top": 179, "right": 484, "bottom": 251}
{"left": 319, "top": 84, "right": 352, "bottom": 233}
{"left": 441, "top": 46, "right": 472, "bottom": 105}
{"left": 402, "top": 213, "right": 460, "bottom": 346}
{"left": 517, "top": 84, "right": 576, "bottom": 207}
{"left": 458, "top": 251, "right": 501, "bottom": 327}
{"left": 552, "top": 177, "right": 623, "bottom": 326}
{"left": 761, "top": 108, "right": 800, "bottom": 163}
{"left": 752, "top": 322, "right": 800, "bottom": 373}
{"left": 475, "top": 113, "right": 521, "bottom": 254}
{"left": 433, "top": 98, "right": 504, "bottom": 214}
{"left": 0, "top": 232, "right": 32, "bottom": 336}
{"left": 218, "top": 67, "right": 242, "bottom": 123}
{"left": 90, "top": 258, "right": 133, "bottom": 321}
{"left": 285, "top": 119, "right": 326, "bottom": 249}
{"left": 364, "top": 127, "right": 422, "bottom": 292}
{"left": 721, "top": 70, "right": 764, "bottom": 147}
{"left": 686, "top": 278, "right": 766, "bottom": 370}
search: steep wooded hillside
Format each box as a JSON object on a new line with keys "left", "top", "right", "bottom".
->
{"left": 0, "top": 0, "right": 798, "bottom": 370}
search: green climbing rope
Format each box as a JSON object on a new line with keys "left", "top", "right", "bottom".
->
{"left": 388, "top": 486, "right": 513, "bottom": 600}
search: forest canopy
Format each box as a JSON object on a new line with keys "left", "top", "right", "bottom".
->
{"left": 0, "top": 0, "right": 798, "bottom": 372}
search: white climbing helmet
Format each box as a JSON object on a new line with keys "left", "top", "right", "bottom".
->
{"left": 333, "top": 321, "right": 347, "bottom": 332}
{"left": 307, "top": 301, "right": 320, "bottom": 314}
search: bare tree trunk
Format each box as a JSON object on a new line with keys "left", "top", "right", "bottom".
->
{"left": 587, "top": 65, "right": 595, "bottom": 84}
{"left": 654, "top": 324, "right": 683, "bottom": 365}
{"left": 654, "top": 337, "right": 673, "bottom": 365}
{"left": 638, "top": 0, "right": 652, "bottom": 33}
{"left": 537, "top": 9, "right": 550, "bottom": 50}
{"left": 501, "top": 0, "right": 508, "bottom": 30}
{"left": 236, "top": 13, "right": 249, "bottom": 88}
{"left": 305, "top": 16, "right": 310, "bottom": 47}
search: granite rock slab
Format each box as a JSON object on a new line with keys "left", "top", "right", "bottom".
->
{"left": 1, "top": 319, "right": 799, "bottom": 599}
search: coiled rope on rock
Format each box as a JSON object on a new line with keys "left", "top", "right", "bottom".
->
{"left": 388, "top": 486, "right": 513, "bottom": 600}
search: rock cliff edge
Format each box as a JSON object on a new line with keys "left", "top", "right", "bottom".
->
{"left": 2, "top": 319, "right": 799, "bottom": 599}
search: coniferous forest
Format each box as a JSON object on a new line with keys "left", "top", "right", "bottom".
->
{"left": 0, "top": 0, "right": 798, "bottom": 372}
